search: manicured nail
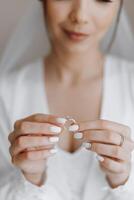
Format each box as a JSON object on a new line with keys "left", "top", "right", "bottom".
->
{"left": 96, "top": 155, "right": 104, "bottom": 162}
{"left": 49, "top": 126, "right": 62, "bottom": 133}
{"left": 50, "top": 148, "right": 58, "bottom": 154}
{"left": 56, "top": 118, "right": 67, "bottom": 124}
{"left": 68, "top": 124, "right": 79, "bottom": 132}
{"left": 73, "top": 132, "right": 83, "bottom": 139}
{"left": 49, "top": 137, "right": 59, "bottom": 143}
{"left": 83, "top": 142, "right": 92, "bottom": 149}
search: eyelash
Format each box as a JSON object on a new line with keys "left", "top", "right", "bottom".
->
{"left": 98, "top": 0, "right": 112, "bottom": 2}
{"left": 55, "top": 0, "right": 113, "bottom": 3}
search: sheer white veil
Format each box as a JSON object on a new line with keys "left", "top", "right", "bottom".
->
{"left": 0, "top": 0, "right": 134, "bottom": 75}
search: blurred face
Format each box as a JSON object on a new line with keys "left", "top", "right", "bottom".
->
{"left": 43, "top": 0, "right": 120, "bottom": 53}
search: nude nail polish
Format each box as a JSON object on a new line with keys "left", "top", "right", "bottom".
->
{"left": 49, "top": 126, "right": 62, "bottom": 133}
{"left": 73, "top": 132, "right": 83, "bottom": 139}
{"left": 68, "top": 124, "right": 79, "bottom": 132}
{"left": 50, "top": 148, "right": 58, "bottom": 154}
{"left": 83, "top": 142, "right": 92, "bottom": 149}
{"left": 96, "top": 155, "right": 104, "bottom": 162}
{"left": 56, "top": 118, "right": 67, "bottom": 124}
{"left": 49, "top": 137, "right": 59, "bottom": 143}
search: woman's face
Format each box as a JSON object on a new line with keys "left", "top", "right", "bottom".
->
{"left": 43, "top": 0, "right": 120, "bottom": 53}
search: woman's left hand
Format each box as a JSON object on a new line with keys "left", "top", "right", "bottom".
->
{"left": 69, "top": 119, "right": 134, "bottom": 188}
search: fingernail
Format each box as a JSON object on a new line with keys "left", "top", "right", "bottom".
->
{"left": 49, "top": 126, "right": 62, "bottom": 133}
{"left": 50, "top": 148, "right": 58, "bottom": 154}
{"left": 68, "top": 124, "right": 79, "bottom": 132}
{"left": 73, "top": 132, "right": 83, "bottom": 139}
{"left": 56, "top": 118, "right": 67, "bottom": 124}
{"left": 49, "top": 137, "right": 59, "bottom": 143}
{"left": 96, "top": 155, "right": 104, "bottom": 162}
{"left": 83, "top": 142, "right": 92, "bottom": 149}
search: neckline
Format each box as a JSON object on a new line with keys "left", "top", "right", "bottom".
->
{"left": 57, "top": 143, "right": 85, "bottom": 158}
{"left": 39, "top": 55, "right": 109, "bottom": 156}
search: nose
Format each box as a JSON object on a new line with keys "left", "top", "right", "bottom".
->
{"left": 70, "top": 0, "right": 89, "bottom": 25}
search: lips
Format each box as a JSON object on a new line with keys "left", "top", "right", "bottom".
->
{"left": 63, "top": 29, "right": 89, "bottom": 41}
{"left": 66, "top": 30, "right": 89, "bottom": 36}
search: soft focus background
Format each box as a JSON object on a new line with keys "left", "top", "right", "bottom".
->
{"left": 0, "top": 0, "right": 27, "bottom": 58}
{"left": 0, "top": 0, "right": 134, "bottom": 59}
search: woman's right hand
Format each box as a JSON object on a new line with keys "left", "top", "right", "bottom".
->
{"left": 8, "top": 114, "right": 67, "bottom": 186}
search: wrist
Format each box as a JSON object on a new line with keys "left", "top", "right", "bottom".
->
{"left": 106, "top": 173, "right": 129, "bottom": 188}
{"left": 22, "top": 171, "right": 47, "bottom": 186}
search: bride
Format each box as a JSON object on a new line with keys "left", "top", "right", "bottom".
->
{"left": 0, "top": 0, "right": 134, "bottom": 199}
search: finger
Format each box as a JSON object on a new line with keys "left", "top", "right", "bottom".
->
{"left": 20, "top": 121, "right": 62, "bottom": 135}
{"left": 14, "top": 114, "right": 67, "bottom": 130}
{"left": 81, "top": 130, "right": 134, "bottom": 152}
{"left": 99, "top": 157, "right": 129, "bottom": 174}
{"left": 76, "top": 120, "right": 131, "bottom": 138}
{"left": 13, "top": 121, "right": 62, "bottom": 140}
{"left": 81, "top": 130, "right": 122, "bottom": 146}
{"left": 10, "top": 136, "right": 58, "bottom": 156}
{"left": 121, "top": 139, "right": 134, "bottom": 152}
{"left": 16, "top": 148, "right": 58, "bottom": 161}
{"left": 8, "top": 131, "right": 17, "bottom": 143}
{"left": 90, "top": 143, "right": 130, "bottom": 162}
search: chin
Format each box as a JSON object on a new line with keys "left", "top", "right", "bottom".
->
{"left": 62, "top": 42, "right": 91, "bottom": 54}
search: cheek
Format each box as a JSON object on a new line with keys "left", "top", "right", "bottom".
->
{"left": 45, "top": 3, "right": 70, "bottom": 37}
{"left": 92, "top": 3, "right": 120, "bottom": 37}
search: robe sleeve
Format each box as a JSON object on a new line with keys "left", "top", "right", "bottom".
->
{"left": 101, "top": 155, "right": 134, "bottom": 200}
{"left": 102, "top": 61, "right": 134, "bottom": 200}
{"left": 0, "top": 97, "right": 67, "bottom": 200}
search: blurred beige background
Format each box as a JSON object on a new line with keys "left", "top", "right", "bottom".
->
{"left": 0, "top": 0, "right": 27, "bottom": 58}
{"left": 0, "top": 0, "right": 133, "bottom": 58}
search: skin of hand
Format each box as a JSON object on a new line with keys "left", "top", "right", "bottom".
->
{"left": 70, "top": 119, "right": 134, "bottom": 188}
{"left": 8, "top": 113, "right": 67, "bottom": 186}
